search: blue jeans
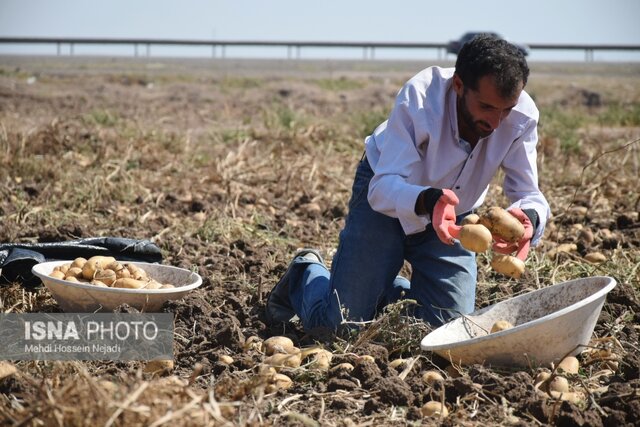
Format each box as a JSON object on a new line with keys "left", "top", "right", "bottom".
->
{"left": 286, "top": 157, "right": 477, "bottom": 330}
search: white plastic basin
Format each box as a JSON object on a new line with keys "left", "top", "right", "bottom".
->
{"left": 421, "top": 276, "right": 616, "bottom": 367}
{"left": 32, "top": 260, "right": 202, "bottom": 313}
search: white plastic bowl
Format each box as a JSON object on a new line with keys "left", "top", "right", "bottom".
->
{"left": 32, "top": 260, "right": 203, "bottom": 312}
{"left": 421, "top": 276, "right": 616, "bottom": 367}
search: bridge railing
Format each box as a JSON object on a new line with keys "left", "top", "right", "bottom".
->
{"left": 1, "top": 37, "right": 639, "bottom": 61}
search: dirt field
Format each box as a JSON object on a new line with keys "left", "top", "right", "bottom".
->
{"left": 1, "top": 55, "right": 639, "bottom": 426}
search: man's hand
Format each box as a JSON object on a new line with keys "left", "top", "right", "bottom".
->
{"left": 492, "top": 208, "right": 534, "bottom": 260}
{"left": 431, "top": 189, "right": 460, "bottom": 245}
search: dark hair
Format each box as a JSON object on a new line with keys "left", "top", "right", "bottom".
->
{"left": 455, "top": 34, "right": 529, "bottom": 98}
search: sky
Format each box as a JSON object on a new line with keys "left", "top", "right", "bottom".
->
{"left": 1, "top": 0, "right": 639, "bottom": 61}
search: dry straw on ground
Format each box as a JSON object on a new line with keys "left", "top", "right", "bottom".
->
{"left": 1, "top": 57, "right": 639, "bottom": 426}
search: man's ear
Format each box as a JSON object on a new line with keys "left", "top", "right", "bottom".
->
{"left": 452, "top": 74, "right": 464, "bottom": 96}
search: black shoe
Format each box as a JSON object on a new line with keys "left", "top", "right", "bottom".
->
{"left": 265, "top": 249, "right": 325, "bottom": 324}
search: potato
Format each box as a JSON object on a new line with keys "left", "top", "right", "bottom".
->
{"left": 300, "top": 346, "right": 325, "bottom": 359}
{"left": 82, "top": 257, "right": 101, "bottom": 280}
{"left": 112, "top": 278, "right": 147, "bottom": 289}
{"left": 87, "top": 256, "right": 114, "bottom": 269}
{"left": 461, "top": 213, "right": 480, "bottom": 225}
{"left": 308, "top": 349, "right": 332, "bottom": 370}
{"left": 160, "top": 284, "right": 175, "bottom": 289}
{"left": 218, "top": 355, "right": 234, "bottom": 365}
{"left": 548, "top": 376, "right": 569, "bottom": 393}
{"left": 458, "top": 224, "right": 492, "bottom": 252}
{"left": 548, "top": 243, "right": 578, "bottom": 258}
{"left": 70, "top": 257, "right": 87, "bottom": 269}
{"left": 388, "top": 358, "right": 407, "bottom": 369}
{"left": 329, "top": 363, "right": 354, "bottom": 374}
{"left": 534, "top": 371, "right": 551, "bottom": 391}
{"left": 272, "top": 373, "right": 293, "bottom": 390}
{"left": 144, "top": 359, "right": 174, "bottom": 375}
{"left": 90, "top": 280, "right": 109, "bottom": 287}
{"left": 53, "top": 264, "right": 70, "bottom": 275}
{"left": 557, "top": 356, "right": 580, "bottom": 374}
{"left": 114, "top": 266, "right": 132, "bottom": 279}
{"left": 257, "top": 364, "right": 277, "bottom": 380}
{"left": 262, "top": 336, "right": 296, "bottom": 356}
{"left": 479, "top": 206, "right": 525, "bottom": 243}
{"left": 102, "top": 257, "right": 116, "bottom": 268}
{"left": 126, "top": 264, "right": 147, "bottom": 280}
{"left": 491, "top": 254, "right": 525, "bottom": 279}
{"left": 50, "top": 270, "right": 66, "bottom": 280}
{"left": 0, "top": 362, "right": 17, "bottom": 380}
{"left": 106, "top": 261, "right": 125, "bottom": 272}
{"left": 421, "top": 401, "right": 448, "bottom": 418}
{"left": 584, "top": 252, "right": 607, "bottom": 264}
{"left": 94, "top": 269, "right": 117, "bottom": 286}
{"left": 143, "top": 280, "right": 163, "bottom": 290}
{"left": 66, "top": 266, "right": 83, "bottom": 279}
{"left": 264, "top": 352, "right": 302, "bottom": 370}
{"left": 356, "top": 355, "right": 376, "bottom": 365}
{"left": 64, "top": 276, "right": 80, "bottom": 283}
{"left": 422, "top": 370, "right": 445, "bottom": 385}
{"left": 490, "top": 319, "right": 514, "bottom": 333}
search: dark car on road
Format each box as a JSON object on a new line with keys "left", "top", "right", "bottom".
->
{"left": 447, "top": 32, "right": 530, "bottom": 56}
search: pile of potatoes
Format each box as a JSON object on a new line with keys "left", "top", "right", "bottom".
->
{"left": 534, "top": 356, "right": 584, "bottom": 403}
{"left": 49, "top": 256, "right": 175, "bottom": 290}
{"left": 235, "top": 336, "right": 452, "bottom": 419}
{"left": 243, "top": 336, "right": 334, "bottom": 393}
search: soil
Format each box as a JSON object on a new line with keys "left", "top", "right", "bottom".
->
{"left": 0, "top": 56, "right": 639, "bottom": 426}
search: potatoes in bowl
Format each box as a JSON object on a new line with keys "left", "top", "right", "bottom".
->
{"left": 49, "top": 256, "right": 176, "bottom": 290}
{"left": 32, "top": 259, "right": 202, "bottom": 312}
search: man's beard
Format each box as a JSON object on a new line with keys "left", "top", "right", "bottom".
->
{"left": 457, "top": 92, "right": 494, "bottom": 140}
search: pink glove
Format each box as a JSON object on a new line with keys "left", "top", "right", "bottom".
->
{"left": 432, "top": 189, "right": 460, "bottom": 245}
{"left": 492, "top": 208, "right": 534, "bottom": 261}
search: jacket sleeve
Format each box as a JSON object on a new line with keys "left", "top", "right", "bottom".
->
{"left": 501, "top": 119, "right": 551, "bottom": 246}
{"left": 366, "top": 86, "right": 432, "bottom": 235}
